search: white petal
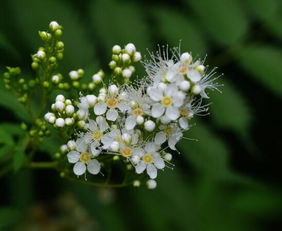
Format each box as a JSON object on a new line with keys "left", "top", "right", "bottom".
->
{"left": 125, "top": 115, "right": 137, "bottom": 130}
{"left": 155, "top": 131, "right": 166, "bottom": 145}
{"left": 151, "top": 103, "right": 165, "bottom": 118}
{"left": 147, "top": 87, "right": 163, "bottom": 101}
{"left": 96, "top": 116, "right": 109, "bottom": 132}
{"left": 168, "top": 133, "right": 182, "bottom": 150}
{"left": 188, "top": 70, "right": 201, "bottom": 83}
{"left": 101, "top": 134, "right": 113, "bottom": 149}
{"left": 76, "top": 137, "right": 87, "bottom": 152}
{"left": 90, "top": 143, "right": 101, "bottom": 157}
{"left": 106, "top": 108, "right": 118, "bottom": 121}
{"left": 147, "top": 164, "right": 157, "bottom": 179}
{"left": 145, "top": 142, "right": 157, "bottom": 153}
{"left": 179, "top": 117, "right": 189, "bottom": 129}
{"left": 165, "top": 106, "right": 180, "bottom": 120}
{"left": 73, "top": 162, "right": 86, "bottom": 176}
{"left": 83, "top": 133, "right": 92, "bottom": 143}
{"left": 94, "top": 102, "right": 107, "bottom": 115}
{"left": 133, "top": 148, "right": 145, "bottom": 157}
{"left": 87, "top": 159, "right": 101, "bottom": 175}
{"left": 88, "top": 119, "right": 98, "bottom": 131}
{"left": 67, "top": 151, "right": 80, "bottom": 163}
{"left": 118, "top": 101, "right": 129, "bottom": 112}
{"left": 135, "top": 162, "right": 146, "bottom": 174}
{"left": 153, "top": 155, "right": 165, "bottom": 169}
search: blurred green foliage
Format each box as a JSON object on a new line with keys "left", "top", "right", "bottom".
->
{"left": 0, "top": 0, "right": 281, "bottom": 230}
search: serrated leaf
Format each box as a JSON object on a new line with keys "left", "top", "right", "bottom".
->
{"left": 209, "top": 81, "right": 252, "bottom": 134}
{"left": 238, "top": 45, "right": 282, "bottom": 97}
{"left": 89, "top": 0, "right": 151, "bottom": 54}
{"left": 0, "top": 207, "right": 22, "bottom": 228}
{"left": 8, "top": 0, "right": 96, "bottom": 71}
{"left": 153, "top": 7, "right": 207, "bottom": 55}
{"left": 179, "top": 121, "right": 230, "bottom": 178}
{"left": 185, "top": 0, "right": 248, "bottom": 46}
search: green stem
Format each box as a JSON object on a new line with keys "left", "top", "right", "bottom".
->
{"left": 28, "top": 161, "right": 58, "bottom": 169}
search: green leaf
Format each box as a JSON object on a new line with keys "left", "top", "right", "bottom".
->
{"left": 89, "top": 0, "right": 151, "bottom": 54}
{"left": 238, "top": 45, "right": 282, "bottom": 97}
{"left": 209, "top": 81, "right": 252, "bottom": 135}
{"left": 185, "top": 0, "right": 248, "bottom": 46}
{"left": 13, "top": 150, "right": 26, "bottom": 171}
{"left": 178, "top": 121, "right": 230, "bottom": 178}
{"left": 8, "top": 0, "right": 96, "bottom": 71}
{"left": 0, "top": 85, "right": 30, "bottom": 122}
{"left": 0, "top": 32, "right": 20, "bottom": 59}
{"left": 152, "top": 7, "right": 208, "bottom": 55}
{"left": 0, "top": 207, "right": 22, "bottom": 228}
{"left": 0, "top": 127, "right": 14, "bottom": 146}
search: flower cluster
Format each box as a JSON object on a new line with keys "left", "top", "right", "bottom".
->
{"left": 45, "top": 43, "right": 219, "bottom": 188}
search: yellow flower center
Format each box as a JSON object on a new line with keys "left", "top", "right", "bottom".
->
{"left": 79, "top": 152, "right": 91, "bottom": 163}
{"left": 180, "top": 107, "right": 189, "bottom": 117}
{"left": 164, "top": 125, "right": 173, "bottom": 134}
{"left": 106, "top": 98, "right": 118, "bottom": 108}
{"left": 143, "top": 154, "right": 153, "bottom": 164}
{"left": 92, "top": 131, "right": 102, "bottom": 140}
{"left": 161, "top": 96, "right": 172, "bottom": 107}
{"left": 133, "top": 108, "right": 143, "bottom": 116}
{"left": 121, "top": 147, "right": 132, "bottom": 157}
{"left": 179, "top": 65, "right": 189, "bottom": 75}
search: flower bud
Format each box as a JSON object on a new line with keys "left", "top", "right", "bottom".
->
{"left": 180, "top": 52, "right": 192, "bottom": 64}
{"left": 86, "top": 95, "right": 97, "bottom": 106}
{"left": 122, "top": 68, "right": 132, "bottom": 78}
{"left": 179, "top": 80, "right": 190, "bottom": 91}
{"left": 136, "top": 116, "right": 144, "bottom": 125}
{"left": 67, "top": 140, "right": 76, "bottom": 150}
{"left": 144, "top": 120, "right": 155, "bottom": 131}
{"left": 196, "top": 65, "right": 205, "bottom": 73}
{"left": 108, "top": 85, "right": 119, "bottom": 95}
{"left": 65, "top": 117, "right": 74, "bottom": 126}
{"left": 69, "top": 70, "right": 79, "bottom": 80}
{"left": 110, "top": 141, "right": 119, "bottom": 152}
{"left": 56, "top": 94, "right": 65, "bottom": 102}
{"left": 133, "top": 52, "right": 141, "bottom": 62}
{"left": 49, "top": 21, "right": 60, "bottom": 31}
{"left": 164, "top": 153, "right": 172, "bottom": 161}
{"left": 60, "top": 144, "right": 68, "bottom": 153}
{"left": 66, "top": 105, "right": 75, "bottom": 114}
{"left": 133, "top": 180, "right": 141, "bottom": 187}
{"left": 92, "top": 73, "right": 102, "bottom": 83}
{"left": 121, "top": 53, "right": 130, "bottom": 63}
{"left": 55, "top": 101, "right": 65, "bottom": 112}
{"left": 192, "top": 85, "right": 201, "bottom": 95}
{"left": 112, "top": 45, "right": 121, "bottom": 54}
{"left": 125, "top": 43, "right": 136, "bottom": 55}
{"left": 55, "top": 118, "right": 65, "bottom": 127}
{"left": 147, "top": 179, "right": 157, "bottom": 189}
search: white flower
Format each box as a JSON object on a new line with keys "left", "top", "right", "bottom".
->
{"left": 67, "top": 138, "right": 101, "bottom": 176}
{"left": 134, "top": 142, "right": 165, "bottom": 179}
{"left": 154, "top": 124, "right": 182, "bottom": 150}
{"left": 93, "top": 87, "right": 129, "bottom": 121}
{"left": 147, "top": 84, "right": 184, "bottom": 120}
{"left": 82, "top": 116, "right": 109, "bottom": 156}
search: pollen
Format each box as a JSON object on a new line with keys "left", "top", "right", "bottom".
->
{"left": 143, "top": 154, "right": 153, "bottom": 164}
{"left": 179, "top": 65, "right": 189, "bottom": 75}
{"left": 80, "top": 152, "right": 91, "bottom": 163}
{"left": 180, "top": 107, "right": 189, "bottom": 117}
{"left": 121, "top": 147, "right": 132, "bottom": 157}
{"left": 92, "top": 131, "right": 102, "bottom": 140}
{"left": 161, "top": 96, "right": 172, "bottom": 107}
{"left": 133, "top": 108, "right": 143, "bottom": 116}
{"left": 106, "top": 97, "right": 118, "bottom": 108}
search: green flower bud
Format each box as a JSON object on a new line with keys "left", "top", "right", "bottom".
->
{"left": 56, "top": 53, "right": 63, "bottom": 60}
{"left": 77, "top": 69, "right": 84, "bottom": 77}
{"left": 49, "top": 56, "right": 56, "bottom": 63}
{"left": 72, "top": 81, "right": 80, "bottom": 88}
{"left": 54, "top": 29, "right": 63, "bottom": 37}
{"left": 43, "top": 81, "right": 50, "bottom": 88}
{"left": 56, "top": 41, "right": 64, "bottom": 49}
{"left": 20, "top": 123, "right": 27, "bottom": 130}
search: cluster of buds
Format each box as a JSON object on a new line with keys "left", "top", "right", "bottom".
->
{"left": 109, "top": 43, "right": 142, "bottom": 82}
{"left": 44, "top": 94, "right": 76, "bottom": 128}
{"left": 32, "top": 21, "right": 64, "bottom": 73}
{"left": 3, "top": 67, "right": 37, "bottom": 103}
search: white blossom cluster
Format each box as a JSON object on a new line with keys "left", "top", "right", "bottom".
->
{"left": 45, "top": 44, "right": 219, "bottom": 188}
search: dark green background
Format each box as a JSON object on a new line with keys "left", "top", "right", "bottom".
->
{"left": 0, "top": 0, "right": 282, "bottom": 230}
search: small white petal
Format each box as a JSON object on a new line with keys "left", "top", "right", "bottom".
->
{"left": 125, "top": 115, "right": 137, "bottom": 130}
{"left": 94, "top": 102, "right": 107, "bottom": 115}
{"left": 87, "top": 159, "right": 101, "bottom": 175}
{"left": 145, "top": 142, "right": 157, "bottom": 153}
{"left": 147, "top": 164, "right": 157, "bottom": 179}
{"left": 151, "top": 103, "right": 165, "bottom": 118}
{"left": 147, "top": 87, "right": 163, "bottom": 101}
{"left": 67, "top": 151, "right": 80, "bottom": 163}
{"left": 76, "top": 138, "right": 87, "bottom": 152}
{"left": 135, "top": 162, "right": 146, "bottom": 174}
{"left": 118, "top": 101, "right": 129, "bottom": 112}
{"left": 73, "top": 162, "right": 86, "bottom": 176}
{"left": 179, "top": 117, "right": 189, "bottom": 129}
{"left": 165, "top": 106, "right": 180, "bottom": 120}
{"left": 133, "top": 148, "right": 145, "bottom": 157}
{"left": 96, "top": 116, "right": 109, "bottom": 132}
{"left": 153, "top": 155, "right": 165, "bottom": 169}
{"left": 88, "top": 119, "right": 98, "bottom": 131}
{"left": 90, "top": 143, "right": 101, "bottom": 157}
{"left": 188, "top": 70, "right": 202, "bottom": 83}
{"left": 106, "top": 108, "right": 118, "bottom": 121}
{"left": 168, "top": 133, "right": 182, "bottom": 150}
{"left": 155, "top": 132, "right": 166, "bottom": 145}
